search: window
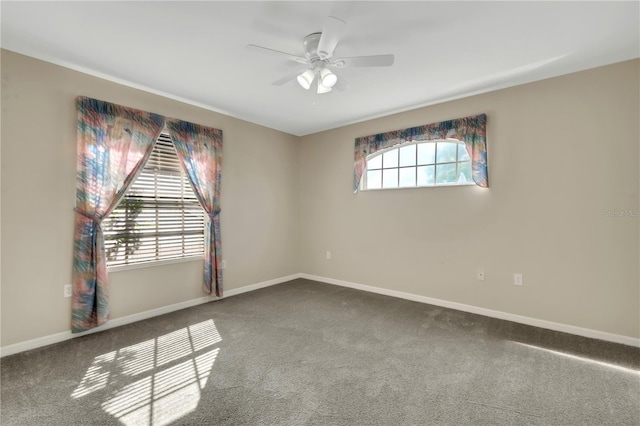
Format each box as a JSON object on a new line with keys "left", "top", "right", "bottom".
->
{"left": 361, "top": 139, "right": 473, "bottom": 190}
{"left": 103, "top": 133, "right": 205, "bottom": 268}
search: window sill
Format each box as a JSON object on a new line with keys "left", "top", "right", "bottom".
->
{"left": 361, "top": 182, "right": 476, "bottom": 192}
{"left": 107, "top": 255, "right": 204, "bottom": 273}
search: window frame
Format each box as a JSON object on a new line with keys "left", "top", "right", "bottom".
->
{"left": 103, "top": 132, "right": 205, "bottom": 272}
{"left": 360, "top": 139, "right": 474, "bottom": 191}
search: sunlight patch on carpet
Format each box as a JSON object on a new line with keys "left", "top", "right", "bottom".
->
{"left": 71, "top": 319, "right": 222, "bottom": 425}
{"left": 512, "top": 342, "right": 639, "bottom": 376}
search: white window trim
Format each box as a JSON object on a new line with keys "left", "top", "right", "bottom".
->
{"left": 361, "top": 182, "right": 475, "bottom": 192}
{"left": 108, "top": 254, "right": 204, "bottom": 273}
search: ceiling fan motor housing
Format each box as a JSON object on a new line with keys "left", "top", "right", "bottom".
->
{"left": 303, "top": 33, "right": 326, "bottom": 68}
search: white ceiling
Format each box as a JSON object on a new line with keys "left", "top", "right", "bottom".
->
{"left": 2, "top": 1, "right": 638, "bottom": 136}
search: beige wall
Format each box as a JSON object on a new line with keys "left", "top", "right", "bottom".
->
{"left": 1, "top": 50, "right": 638, "bottom": 348}
{"left": 298, "top": 60, "right": 640, "bottom": 339}
{"left": 1, "top": 50, "right": 300, "bottom": 346}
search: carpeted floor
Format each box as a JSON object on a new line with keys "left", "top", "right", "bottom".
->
{"left": 1, "top": 278, "right": 639, "bottom": 425}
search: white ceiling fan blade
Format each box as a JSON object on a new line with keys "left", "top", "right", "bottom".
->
{"left": 247, "top": 44, "right": 308, "bottom": 65}
{"left": 271, "top": 70, "right": 306, "bottom": 86}
{"left": 331, "top": 54, "right": 395, "bottom": 68}
{"left": 317, "top": 16, "right": 346, "bottom": 59}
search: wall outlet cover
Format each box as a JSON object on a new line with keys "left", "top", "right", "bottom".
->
{"left": 514, "top": 274, "right": 523, "bottom": 286}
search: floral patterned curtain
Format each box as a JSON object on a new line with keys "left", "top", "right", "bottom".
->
{"left": 166, "top": 119, "right": 223, "bottom": 297}
{"left": 354, "top": 114, "right": 488, "bottom": 192}
{"left": 72, "top": 97, "right": 165, "bottom": 332}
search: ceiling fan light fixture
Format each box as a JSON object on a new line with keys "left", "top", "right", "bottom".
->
{"left": 248, "top": 16, "right": 395, "bottom": 95}
{"left": 320, "top": 67, "right": 337, "bottom": 88}
{"left": 317, "top": 80, "right": 332, "bottom": 94}
{"left": 297, "top": 69, "right": 315, "bottom": 90}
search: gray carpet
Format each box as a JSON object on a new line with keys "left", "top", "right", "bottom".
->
{"left": 1, "top": 278, "right": 639, "bottom": 425}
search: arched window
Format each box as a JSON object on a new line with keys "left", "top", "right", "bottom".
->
{"left": 361, "top": 139, "right": 473, "bottom": 190}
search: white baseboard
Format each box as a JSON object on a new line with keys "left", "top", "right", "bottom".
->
{"left": 0, "top": 273, "right": 301, "bottom": 358}
{"left": 3, "top": 272, "right": 637, "bottom": 357}
{"left": 224, "top": 273, "right": 301, "bottom": 297}
{"left": 299, "top": 273, "right": 640, "bottom": 348}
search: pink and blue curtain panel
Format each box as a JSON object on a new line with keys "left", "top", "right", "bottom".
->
{"left": 354, "top": 114, "right": 488, "bottom": 192}
{"left": 73, "top": 97, "right": 225, "bottom": 332}
{"left": 166, "top": 119, "right": 224, "bottom": 297}
{"left": 72, "top": 97, "right": 165, "bottom": 332}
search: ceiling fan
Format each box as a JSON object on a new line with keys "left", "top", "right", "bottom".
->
{"left": 248, "top": 16, "right": 394, "bottom": 94}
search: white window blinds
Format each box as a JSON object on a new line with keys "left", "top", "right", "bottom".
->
{"left": 103, "top": 133, "right": 205, "bottom": 268}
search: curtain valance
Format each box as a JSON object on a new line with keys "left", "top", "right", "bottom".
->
{"left": 354, "top": 114, "right": 488, "bottom": 191}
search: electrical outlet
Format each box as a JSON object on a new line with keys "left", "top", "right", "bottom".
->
{"left": 221, "top": 260, "right": 227, "bottom": 269}
{"left": 514, "top": 273, "right": 523, "bottom": 286}
{"left": 477, "top": 269, "right": 485, "bottom": 281}
{"left": 64, "top": 284, "right": 72, "bottom": 298}
{"left": 326, "top": 251, "right": 331, "bottom": 260}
